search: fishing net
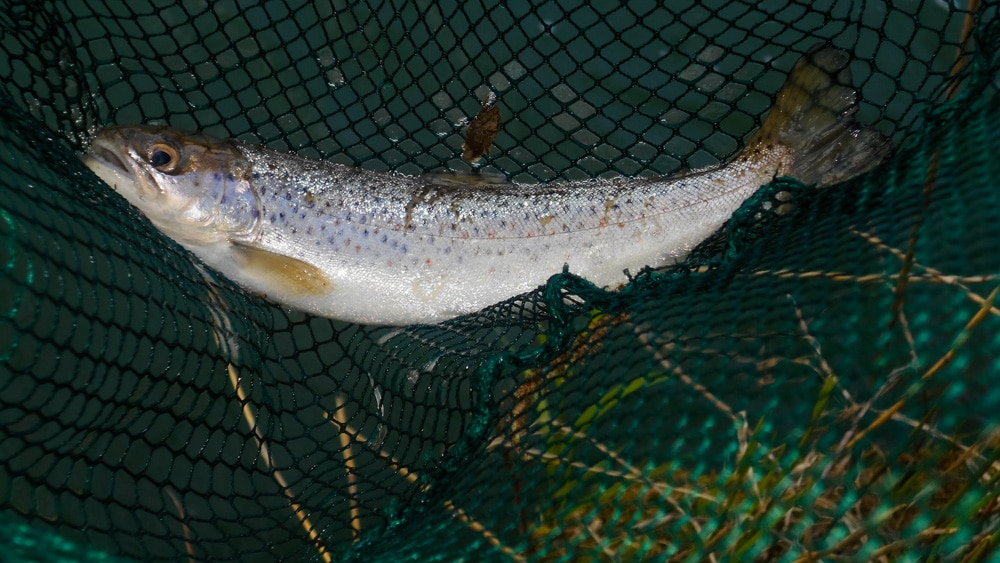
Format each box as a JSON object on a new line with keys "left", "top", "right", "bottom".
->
{"left": 2, "top": 0, "right": 999, "bottom": 560}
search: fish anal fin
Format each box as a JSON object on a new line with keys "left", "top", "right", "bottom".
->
{"left": 231, "top": 243, "right": 333, "bottom": 296}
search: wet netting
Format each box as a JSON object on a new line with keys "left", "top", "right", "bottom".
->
{"left": 2, "top": 0, "right": 1000, "bottom": 561}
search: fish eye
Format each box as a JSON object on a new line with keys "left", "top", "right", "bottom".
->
{"left": 148, "top": 143, "right": 181, "bottom": 173}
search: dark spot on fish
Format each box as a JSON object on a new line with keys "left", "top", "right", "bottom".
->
{"left": 268, "top": 214, "right": 276, "bottom": 223}
{"left": 306, "top": 226, "right": 313, "bottom": 235}
{"left": 380, "top": 234, "right": 387, "bottom": 243}
{"left": 283, "top": 192, "right": 291, "bottom": 201}
{"left": 214, "top": 172, "right": 222, "bottom": 181}
{"left": 320, "top": 225, "right": 327, "bottom": 232}
{"left": 278, "top": 212, "right": 285, "bottom": 219}
{"left": 226, "top": 174, "right": 236, "bottom": 182}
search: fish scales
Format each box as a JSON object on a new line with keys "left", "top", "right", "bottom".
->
{"left": 83, "top": 46, "right": 891, "bottom": 325}
{"left": 232, "top": 141, "right": 780, "bottom": 324}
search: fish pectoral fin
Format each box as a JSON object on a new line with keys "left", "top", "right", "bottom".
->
{"left": 231, "top": 243, "right": 333, "bottom": 296}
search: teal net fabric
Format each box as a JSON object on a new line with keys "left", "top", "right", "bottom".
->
{"left": 2, "top": 1, "right": 1000, "bottom": 560}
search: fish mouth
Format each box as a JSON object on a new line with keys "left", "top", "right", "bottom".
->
{"left": 85, "top": 143, "right": 129, "bottom": 175}
{"left": 83, "top": 134, "right": 161, "bottom": 204}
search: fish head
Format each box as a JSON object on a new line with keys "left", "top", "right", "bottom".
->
{"left": 84, "top": 125, "right": 261, "bottom": 245}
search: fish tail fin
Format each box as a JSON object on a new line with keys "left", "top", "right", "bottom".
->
{"left": 749, "top": 44, "right": 892, "bottom": 187}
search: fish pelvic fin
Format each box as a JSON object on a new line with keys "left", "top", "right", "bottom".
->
{"left": 230, "top": 243, "right": 334, "bottom": 297}
{"left": 750, "top": 44, "right": 892, "bottom": 187}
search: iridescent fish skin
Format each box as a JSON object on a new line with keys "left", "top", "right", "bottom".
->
{"left": 84, "top": 47, "right": 890, "bottom": 325}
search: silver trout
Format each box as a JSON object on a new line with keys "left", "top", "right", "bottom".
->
{"left": 83, "top": 46, "right": 890, "bottom": 325}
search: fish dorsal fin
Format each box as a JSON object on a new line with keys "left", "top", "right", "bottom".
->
{"left": 425, "top": 170, "right": 508, "bottom": 187}
{"left": 230, "top": 243, "right": 333, "bottom": 296}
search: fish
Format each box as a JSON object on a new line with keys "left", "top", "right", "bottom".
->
{"left": 83, "top": 46, "right": 891, "bottom": 326}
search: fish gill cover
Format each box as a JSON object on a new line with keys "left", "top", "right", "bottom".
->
{"left": 1, "top": 0, "right": 999, "bottom": 561}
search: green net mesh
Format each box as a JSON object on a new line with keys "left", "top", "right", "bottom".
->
{"left": 2, "top": 0, "right": 1000, "bottom": 560}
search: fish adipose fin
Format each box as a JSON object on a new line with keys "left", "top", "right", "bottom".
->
{"left": 230, "top": 243, "right": 334, "bottom": 296}
{"left": 750, "top": 44, "right": 892, "bottom": 187}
